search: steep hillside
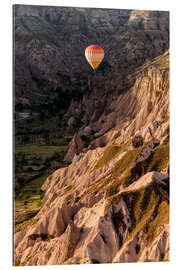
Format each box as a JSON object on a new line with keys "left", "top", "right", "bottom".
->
{"left": 14, "top": 5, "right": 169, "bottom": 137}
{"left": 14, "top": 51, "right": 169, "bottom": 265}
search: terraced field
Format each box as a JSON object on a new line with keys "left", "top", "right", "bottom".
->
{"left": 14, "top": 140, "right": 70, "bottom": 227}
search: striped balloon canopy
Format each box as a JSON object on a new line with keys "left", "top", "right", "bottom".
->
{"left": 85, "top": 45, "right": 104, "bottom": 70}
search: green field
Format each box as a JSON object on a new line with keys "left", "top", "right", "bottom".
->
{"left": 14, "top": 141, "right": 70, "bottom": 227}
{"left": 15, "top": 144, "right": 68, "bottom": 155}
{"left": 14, "top": 173, "right": 48, "bottom": 225}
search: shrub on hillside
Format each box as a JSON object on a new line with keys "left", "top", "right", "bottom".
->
{"left": 132, "top": 135, "right": 144, "bottom": 148}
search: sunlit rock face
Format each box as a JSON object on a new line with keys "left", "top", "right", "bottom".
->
{"left": 14, "top": 47, "right": 169, "bottom": 265}
{"left": 14, "top": 5, "right": 169, "bottom": 266}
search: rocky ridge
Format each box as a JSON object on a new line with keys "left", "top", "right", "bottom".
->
{"left": 14, "top": 50, "right": 169, "bottom": 265}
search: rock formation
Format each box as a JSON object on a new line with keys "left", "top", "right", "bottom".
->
{"left": 64, "top": 133, "right": 84, "bottom": 162}
{"left": 14, "top": 5, "right": 169, "bottom": 138}
{"left": 14, "top": 49, "right": 169, "bottom": 265}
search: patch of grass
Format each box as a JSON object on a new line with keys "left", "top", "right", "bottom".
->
{"left": 28, "top": 233, "right": 54, "bottom": 241}
{"left": 69, "top": 173, "right": 112, "bottom": 205}
{"left": 36, "top": 199, "right": 42, "bottom": 207}
{"left": 15, "top": 144, "right": 68, "bottom": 155}
{"left": 93, "top": 145, "right": 122, "bottom": 171}
{"left": 14, "top": 259, "right": 21, "bottom": 266}
{"left": 120, "top": 169, "right": 133, "bottom": 187}
{"left": 162, "top": 114, "right": 169, "bottom": 123}
{"left": 64, "top": 185, "right": 74, "bottom": 194}
{"left": 36, "top": 187, "right": 45, "bottom": 198}
{"left": 20, "top": 173, "right": 48, "bottom": 195}
{"left": 155, "top": 91, "right": 162, "bottom": 98}
{"left": 97, "top": 147, "right": 143, "bottom": 212}
{"left": 163, "top": 125, "right": 169, "bottom": 138}
{"left": 120, "top": 143, "right": 169, "bottom": 188}
{"left": 14, "top": 173, "right": 48, "bottom": 226}
{"left": 103, "top": 142, "right": 169, "bottom": 212}
{"left": 16, "top": 115, "right": 60, "bottom": 132}
{"left": 81, "top": 133, "right": 100, "bottom": 148}
{"left": 133, "top": 189, "right": 146, "bottom": 223}
{"left": 14, "top": 139, "right": 70, "bottom": 229}
{"left": 112, "top": 147, "right": 143, "bottom": 178}
{"left": 14, "top": 217, "right": 39, "bottom": 233}
{"left": 93, "top": 140, "right": 132, "bottom": 171}
{"left": 80, "top": 174, "right": 112, "bottom": 199}
{"left": 146, "top": 200, "right": 169, "bottom": 245}
{"left": 133, "top": 185, "right": 159, "bottom": 227}
{"left": 21, "top": 255, "right": 33, "bottom": 265}
{"left": 145, "top": 143, "right": 169, "bottom": 172}
{"left": 51, "top": 137, "right": 72, "bottom": 146}
{"left": 105, "top": 179, "right": 120, "bottom": 197}
{"left": 124, "top": 188, "right": 159, "bottom": 244}
{"left": 106, "top": 180, "right": 169, "bottom": 249}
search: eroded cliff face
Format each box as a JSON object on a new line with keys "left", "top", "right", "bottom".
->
{"left": 14, "top": 51, "right": 169, "bottom": 266}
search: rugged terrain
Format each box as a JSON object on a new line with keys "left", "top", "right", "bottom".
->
{"left": 14, "top": 51, "right": 169, "bottom": 265}
{"left": 14, "top": 6, "right": 169, "bottom": 137}
{"left": 14, "top": 5, "right": 169, "bottom": 266}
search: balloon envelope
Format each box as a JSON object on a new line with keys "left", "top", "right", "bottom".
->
{"left": 85, "top": 45, "right": 104, "bottom": 70}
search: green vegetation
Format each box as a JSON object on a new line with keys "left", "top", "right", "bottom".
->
{"left": 133, "top": 186, "right": 159, "bottom": 227}
{"left": 103, "top": 142, "right": 169, "bottom": 214}
{"left": 67, "top": 173, "right": 112, "bottom": 205}
{"left": 93, "top": 140, "right": 132, "bottom": 171}
{"left": 14, "top": 259, "right": 21, "bottom": 266}
{"left": 146, "top": 200, "right": 169, "bottom": 245}
{"left": 129, "top": 143, "right": 169, "bottom": 181}
{"left": 51, "top": 137, "right": 72, "bottom": 146}
{"left": 14, "top": 138, "right": 70, "bottom": 229}
{"left": 72, "top": 142, "right": 165, "bottom": 206}
{"left": 81, "top": 133, "right": 101, "bottom": 148}
{"left": 15, "top": 144, "right": 68, "bottom": 155}
{"left": 146, "top": 143, "right": 169, "bottom": 172}
{"left": 105, "top": 178, "right": 120, "bottom": 197}
{"left": 109, "top": 143, "right": 169, "bottom": 189}
{"left": 81, "top": 174, "right": 111, "bottom": 197}
{"left": 104, "top": 180, "right": 169, "bottom": 249}
{"left": 14, "top": 173, "right": 48, "bottom": 225}
{"left": 112, "top": 147, "right": 142, "bottom": 178}
{"left": 14, "top": 217, "right": 39, "bottom": 233}
{"left": 100, "top": 146, "right": 143, "bottom": 193}
{"left": 21, "top": 255, "right": 33, "bottom": 265}
{"left": 64, "top": 185, "right": 74, "bottom": 194}
{"left": 28, "top": 233, "right": 54, "bottom": 241}
{"left": 79, "top": 140, "right": 169, "bottom": 217}
{"left": 14, "top": 207, "right": 39, "bottom": 226}
{"left": 16, "top": 116, "right": 59, "bottom": 136}
{"left": 93, "top": 145, "right": 123, "bottom": 171}
{"left": 162, "top": 114, "right": 169, "bottom": 124}
{"left": 132, "top": 135, "right": 144, "bottom": 148}
{"left": 126, "top": 190, "right": 159, "bottom": 242}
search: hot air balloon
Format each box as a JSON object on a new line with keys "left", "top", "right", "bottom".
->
{"left": 85, "top": 45, "right": 104, "bottom": 70}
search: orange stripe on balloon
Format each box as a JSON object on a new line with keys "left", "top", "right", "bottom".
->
{"left": 86, "top": 49, "right": 104, "bottom": 53}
